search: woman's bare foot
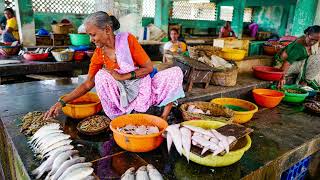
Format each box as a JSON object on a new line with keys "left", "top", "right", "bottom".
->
{"left": 160, "top": 102, "right": 173, "bottom": 120}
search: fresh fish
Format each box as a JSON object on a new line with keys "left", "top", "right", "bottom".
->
{"left": 29, "top": 129, "right": 63, "bottom": 144}
{"left": 57, "top": 162, "right": 92, "bottom": 180}
{"left": 227, "top": 136, "right": 236, "bottom": 144}
{"left": 190, "top": 108, "right": 205, "bottom": 114}
{"left": 60, "top": 167, "right": 94, "bottom": 180}
{"left": 187, "top": 105, "right": 195, "bottom": 112}
{"left": 183, "top": 125, "right": 215, "bottom": 138}
{"left": 40, "top": 139, "right": 72, "bottom": 155}
{"left": 210, "top": 129, "right": 229, "bottom": 153}
{"left": 35, "top": 134, "right": 71, "bottom": 153}
{"left": 191, "top": 135, "right": 211, "bottom": 148}
{"left": 47, "top": 150, "right": 79, "bottom": 179}
{"left": 180, "top": 127, "right": 191, "bottom": 162}
{"left": 32, "top": 132, "right": 64, "bottom": 148}
{"left": 209, "top": 137, "right": 219, "bottom": 144}
{"left": 42, "top": 145, "right": 74, "bottom": 159}
{"left": 32, "top": 123, "right": 60, "bottom": 138}
{"left": 83, "top": 176, "right": 95, "bottom": 180}
{"left": 32, "top": 148, "right": 68, "bottom": 179}
{"left": 121, "top": 167, "right": 135, "bottom": 180}
{"left": 192, "top": 140, "right": 198, "bottom": 146}
{"left": 147, "top": 126, "right": 159, "bottom": 134}
{"left": 203, "top": 135, "right": 211, "bottom": 141}
{"left": 51, "top": 157, "right": 86, "bottom": 180}
{"left": 201, "top": 147, "right": 209, "bottom": 155}
{"left": 166, "top": 124, "right": 182, "bottom": 155}
{"left": 212, "top": 144, "right": 225, "bottom": 156}
{"left": 147, "top": 164, "right": 163, "bottom": 180}
{"left": 166, "top": 132, "right": 173, "bottom": 153}
{"left": 135, "top": 166, "right": 149, "bottom": 180}
{"left": 135, "top": 125, "right": 147, "bottom": 135}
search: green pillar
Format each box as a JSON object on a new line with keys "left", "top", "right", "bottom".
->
{"left": 291, "top": 0, "right": 318, "bottom": 36}
{"left": 154, "top": 0, "right": 170, "bottom": 33}
{"left": 15, "top": 0, "right": 36, "bottom": 46}
{"left": 286, "top": 5, "right": 296, "bottom": 35}
{"left": 279, "top": 6, "right": 289, "bottom": 36}
{"left": 314, "top": 0, "right": 320, "bottom": 25}
{"left": 0, "top": 0, "right": 5, "bottom": 12}
{"left": 231, "top": 0, "right": 246, "bottom": 39}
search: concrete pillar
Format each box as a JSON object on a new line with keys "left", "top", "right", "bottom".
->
{"left": 279, "top": 6, "right": 289, "bottom": 36}
{"left": 15, "top": 0, "right": 36, "bottom": 46}
{"left": 0, "top": 0, "right": 5, "bottom": 12}
{"left": 314, "top": 0, "right": 320, "bottom": 25}
{"left": 154, "top": 0, "right": 170, "bottom": 33}
{"left": 231, "top": 0, "right": 246, "bottom": 39}
{"left": 291, "top": 0, "right": 318, "bottom": 36}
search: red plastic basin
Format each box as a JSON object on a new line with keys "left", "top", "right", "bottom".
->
{"left": 252, "top": 89, "right": 285, "bottom": 108}
{"left": 23, "top": 52, "right": 49, "bottom": 61}
{"left": 252, "top": 66, "right": 284, "bottom": 81}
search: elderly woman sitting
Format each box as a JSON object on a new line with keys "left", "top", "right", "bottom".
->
{"left": 275, "top": 25, "right": 320, "bottom": 88}
{"left": 45, "top": 11, "right": 185, "bottom": 120}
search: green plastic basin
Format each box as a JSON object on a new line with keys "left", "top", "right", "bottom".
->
{"left": 270, "top": 85, "right": 309, "bottom": 103}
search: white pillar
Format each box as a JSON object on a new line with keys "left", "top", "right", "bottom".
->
{"left": 314, "top": 0, "right": 320, "bottom": 25}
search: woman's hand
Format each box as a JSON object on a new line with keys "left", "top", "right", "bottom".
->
{"left": 277, "top": 76, "right": 286, "bottom": 89}
{"left": 110, "top": 70, "right": 125, "bottom": 81}
{"left": 44, "top": 102, "right": 62, "bottom": 119}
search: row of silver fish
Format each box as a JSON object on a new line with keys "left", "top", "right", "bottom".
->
{"left": 166, "top": 124, "right": 236, "bottom": 161}
{"left": 121, "top": 164, "right": 163, "bottom": 180}
{"left": 28, "top": 123, "right": 94, "bottom": 180}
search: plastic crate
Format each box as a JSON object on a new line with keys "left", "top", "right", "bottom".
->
{"left": 281, "top": 156, "right": 311, "bottom": 180}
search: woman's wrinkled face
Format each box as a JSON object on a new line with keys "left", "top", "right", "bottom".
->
{"left": 170, "top": 30, "right": 179, "bottom": 42}
{"left": 306, "top": 33, "right": 320, "bottom": 46}
{"left": 85, "top": 23, "right": 112, "bottom": 48}
{"left": 4, "top": 11, "right": 13, "bottom": 19}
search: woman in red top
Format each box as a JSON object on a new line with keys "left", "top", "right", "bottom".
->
{"left": 44, "top": 12, "right": 185, "bottom": 120}
{"left": 219, "top": 21, "right": 236, "bottom": 38}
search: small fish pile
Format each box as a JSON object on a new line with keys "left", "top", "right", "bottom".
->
{"left": 117, "top": 124, "right": 160, "bottom": 135}
{"left": 29, "top": 123, "right": 94, "bottom": 180}
{"left": 79, "top": 115, "right": 110, "bottom": 132}
{"left": 187, "top": 105, "right": 211, "bottom": 115}
{"left": 166, "top": 124, "right": 236, "bottom": 161}
{"left": 20, "top": 111, "right": 60, "bottom": 136}
{"left": 121, "top": 164, "right": 163, "bottom": 180}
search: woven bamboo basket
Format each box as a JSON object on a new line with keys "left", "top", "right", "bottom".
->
{"left": 211, "top": 66, "right": 238, "bottom": 87}
{"left": 180, "top": 101, "right": 234, "bottom": 122}
{"left": 188, "top": 45, "right": 221, "bottom": 59}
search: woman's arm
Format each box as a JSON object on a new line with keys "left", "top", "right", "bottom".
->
{"left": 110, "top": 60, "right": 154, "bottom": 81}
{"left": 44, "top": 75, "right": 95, "bottom": 119}
{"left": 278, "top": 51, "right": 290, "bottom": 88}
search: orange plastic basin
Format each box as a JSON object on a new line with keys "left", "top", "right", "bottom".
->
{"left": 252, "top": 89, "right": 285, "bottom": 108}
{"left": 110, "top": 114, "right": 168, "bottom": 152}
{"left": 61, "top": 92, "right": 102, "bottom": 119}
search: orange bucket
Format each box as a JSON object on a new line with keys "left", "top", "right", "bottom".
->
{"left": 252, "top": 89, "right": 285, "bottom": 108}
{"left": 61, "top": 92, "right": 102, "bottom": 119}
{"left": 110, "top": 114, "right": 168, "bottom": 152}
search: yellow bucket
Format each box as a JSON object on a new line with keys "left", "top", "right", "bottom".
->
{"left": 211, "top": 98, "right": 258, "bottom": 124}
{"left": 181, "top": 120, "right": 251, "bottom": 167}
{"left": 220, "top": 48, "right": 246, "bottom": 61}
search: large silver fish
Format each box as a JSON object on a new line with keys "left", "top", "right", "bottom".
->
{"left": 180, "top": 127, "right": 192, "bottom": 162}
{"left": 29, "top": 129, "right": 63, "bottom": 144}
{"left": 147, "top": 164, "right": 163, "bottom": 180}
{"left": 166, "top": 124, "right": 182, "bottom": 155}
{"left": 57, "top": 162, "right": 93, "bottom": 180}
{"left": 136, "top": 166, "right": 150, "bottom": 180}
{"left": 32, "top": 132, "right": 65, "bottom": 148}
{"left": 40, "top": 139, "right": 72, "bottom": 155}
{"left": 59, "top": 167, "right": 94, "bottom": 180}
{"left": 34, "top": 134, "right": 71, "bottom": 152}
{"left": 41, "top": 145, "right": 74, "bottom": 159}
{"left": 121, "top": 167, "right": 135, "bottom": 180}
{"left": 51, "top": 157, "right": 86, "bottom": 180}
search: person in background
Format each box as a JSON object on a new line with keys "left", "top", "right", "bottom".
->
{"left": 0, "top": 16, "right": 6, "bottom": 30}
{"left": 219, "top": 21, "right": 236, "bottom": 38}
{"left": 0, "top": 8, "right": 19, "bottom": 42}
{"left": 44, "top": 11, "right": 185, "bottom": 121}
{"left": 163, "top": 28, "right": 187, "bottom": 63}
{"left": 275, "top": 25, "right": 320, "bottom": 89}
{"left": 248, "top": 22, "right": 259, "bottom": 38}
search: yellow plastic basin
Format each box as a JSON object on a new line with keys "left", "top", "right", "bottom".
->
{"left": 211, "top": 98, "right": 258, "bottom": 124}
{"left": 220, "top": 48, "right": 246, "bottom": 61}
{"left": 61, "top": 92, "right": 102, "bottom": 119}
{"left": 181, "top": 120, "right": 251, "bottom": 167}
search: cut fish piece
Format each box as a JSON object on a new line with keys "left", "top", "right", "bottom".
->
{"left": 180, "top": 127, "right": 191, "bottom": 162}
{"left": 147, "top": 164, "right": 163, "bottom": 180}
{"left": 166, "top": 132, "right": 173, "bottom": 153}
{"left": 183, "top": 125, "right": 215, "bottom": 138}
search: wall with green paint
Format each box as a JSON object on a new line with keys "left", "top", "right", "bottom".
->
{"left": 33, "top": 12, "right": 86, "bottom": 31}
{"left": 252, "top": 6, "right": 284, "bottom": 33}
